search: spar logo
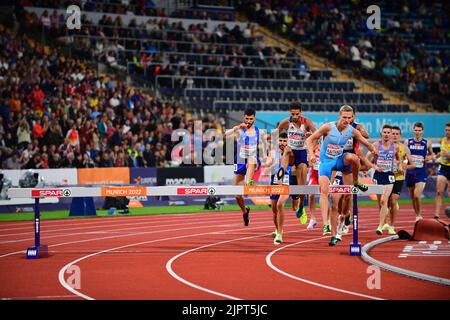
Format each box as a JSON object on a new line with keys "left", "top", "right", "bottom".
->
{"left": 208, "top": 187, "right": 216, "bottom": 195}
{"left": 328, "top": 186, "right": 359, "bottom": 194}
{"left": 177, "top": 187, "right": 209, "bottom": 195}
{"left": 31, "top": 188, "right": 72, "bottom": 198}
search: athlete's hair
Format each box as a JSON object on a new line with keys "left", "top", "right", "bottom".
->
{"left": 339, "top": 105, "right": 353, "bottom": 114}
{"left": 413, "top": 122, "right": 424, "bottom": 129}
{"left": 392, "top": 126, "right": 401, "bottom": 133}
{"left": 244, "top": 108, "right": 256, "bottom": 116}
{"left": 446, "top": 122, "right": 450, "bottom": 127}
{"left": 279, "top": 131, "right": 288, "bottom": 139}
{"left": 290, "top": 101, "right": 302, "bottom": 111}
{"left": 382, "top": 124, "right": 392, "bottom": 130}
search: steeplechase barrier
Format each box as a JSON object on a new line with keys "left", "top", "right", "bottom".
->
{"left": 7, "top": 184, "right": 385, "bottom": 259}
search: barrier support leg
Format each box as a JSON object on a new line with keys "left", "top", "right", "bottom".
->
{"left": 26, "top": 198, "right": 48, "bottom": 259}
{"left": 349, "top": 194, "right": 361, "bottom": 256}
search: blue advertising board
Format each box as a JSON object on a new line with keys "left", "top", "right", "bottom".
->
{"left": 256, "top": 112, "right": 450, "bottom": 139}
{"left": 130, "top": 167, "right": 157, "bottom": 185}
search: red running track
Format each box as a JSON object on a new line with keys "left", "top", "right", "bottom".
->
{"left": 0, "top": 204, "right": 448, "bottom": 300}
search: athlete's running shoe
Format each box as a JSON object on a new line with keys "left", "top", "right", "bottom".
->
{"left": 387, "top": 225, "right": 396, "bottom": 235}
{"left": 307, "top": 219, "right": 317, "bottom": 230}
{"left": 322, "top": 224, "right": 331, "bottom": 236}
{"left": 296, "top": 206, "right": 307, "bottom": 224}
{"left": 274, "top": 232, "right": 283, "bottom": 245}
{"left": 328, "top": 236, "right": 339, "bottom": 246}
{"left": 354, "top": 181, "right": 368, "bottom": 192}
{"left": 376, "top": 227, "right": 383, "bottom": 235}
{"left": 382, "top": 223, "right": 390, "bottom": 231}
{"left": 271, "top": 230, "right": 277, "bottom": 238}
{"left": 415, "top": 215, "right": 423, "bottom": 222}
{"left": 247, "top": 180, "right": 255, "bottom": 186}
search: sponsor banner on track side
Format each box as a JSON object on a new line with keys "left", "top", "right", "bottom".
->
{"left": 244, "top": 185, "right": 289, "bottom": 195}
{"left": 101, "top": 187, "right": 147, "bottom": 197}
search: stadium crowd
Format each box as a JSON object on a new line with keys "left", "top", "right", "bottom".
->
{"left": 240, "top": 0, "right": 450, "bottom": 111}
{"left": 0, "top": 24, "right": 224, "bottom": 170}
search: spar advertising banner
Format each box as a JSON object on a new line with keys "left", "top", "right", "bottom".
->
{"left": 257, "top": 112, "right": 450, "bottom": 139}
{"left": 77, "top": 168, "right": 130, "bottom": 185}
{"left": 1, "top": 169, "right": 78, "bottom": 187}
{"left": 130, "top": 167, "right": 157, "bottom": 185}
{"left": 157, "top": 166, "right": 204, "bottom": 186}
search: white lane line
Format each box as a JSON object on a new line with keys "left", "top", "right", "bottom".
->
{"left": 0, "top": 215, "right": 258, "bottom": 244}
{"left": 166, "top": 218, "right": 407, "bottom": 301}
{"left": 264, "top": 226, "right": 403, "bottom": 300}
{"left": 58, "top": 222, "right": 304, "bottom": 300}
{"left": 362, "top": 236, "right": 450, "bottom": 286}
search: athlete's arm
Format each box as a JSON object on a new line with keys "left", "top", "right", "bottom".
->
{"left": 305, "top": 118, "right": 317, "bottom": 135}
{"left": 356, "top": 123, "right": 369, "bottom": 139}
{"left": 224, "top": 123, "right": 245, "bottom": 139}
{"left": 426, "top": 140, "right": 436, "bottom": 162}
{"left": 404, "top": 145, "right": 416, "bottom": 170}
{"left": 353, "top": 129, "right": 377, "bottom": 155}
{"left": 269, "top": 118, "right": 289, "bottom": 141}
{"left": 365, "top": 141, "right": 378, "bottom": 162}
{"left": 306, "top": 123, "right": 330, "bottom": 163}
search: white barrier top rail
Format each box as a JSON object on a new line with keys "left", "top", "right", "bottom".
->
{"left": 7, "top": 185, "right": 385, "bottom": 198}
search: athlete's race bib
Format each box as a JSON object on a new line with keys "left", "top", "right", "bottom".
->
{"left": 377, "top": 159, "right": 393, "bottom": 172}
{"left": 239, "top": 144, "right": 257, "bottom": 158}
{"left": 288, "top": 134, "right": 305, "bottom": 150}
{"left": 393, "top": 161, "right": 398, "bottom": 172}
{"left": 344, "top": 138, "right": 353, "bottom": 151}
{"left": 326, "top": 144, "right": 344, "bottom": 158}
{"left": 411, "top": 155, "right": 424, "bottom": 168}
{"left": 273, "top": 173, "right": 289, "bottom": 185}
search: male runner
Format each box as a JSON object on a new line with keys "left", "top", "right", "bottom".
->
{"left": 385, "top": 126, "right": 415, "bottom": 233}
{"left": 305, "top": 105, "right": 377, "bottom": 246}
{"left": 405, "top": 123, "right": 435, "bottom": 221}
{"left": 267, "top": 131, "right": 292, "bottom": 244}
{"left": 225, "top": 108, "right": 263, "bottom": 226}
{"left": 366, "top": 125, "right": 399, "bottom": 235}
{"left": 276, "top": 101, "right": 316, "bottom": 223}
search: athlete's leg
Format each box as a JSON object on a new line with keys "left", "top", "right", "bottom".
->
{"left": 343, "top": 153, "right": 361, "bottom": 185}
{"left": 271, "top": 198, "right": 278, "bottom": 232}
{"left": 377, "top": 184, "right": 394, "bottom": 234}
{"left": 296, "top": 163, "right": 308, "bottom": 206}
{"left": 389, "top": 193, "right": 400, "bottom": 227}
{"left": 435, "top": 175, "right": 448, "bottom": 218}
{"left": 245, "top": 161, "right": 258, "bottom": 185}
{"left": 276, "top": 194, "right": 289, "bottom": 235}
{"left": 413, "top": 182, "right": 426, "bottom": 219}
{"left": 234, "top": 173, "right": 246, "bottom": 213}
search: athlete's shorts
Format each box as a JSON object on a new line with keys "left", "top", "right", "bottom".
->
{"left": 292, "top": 149, "right": 308, "bottom": 166}
{"left": 438, "top": 164, "right": 450, "bottom": 180}
{"left": 270, "top": 173, "right": 295, "bottom": 200}
{"left": 405, "top": 172, "right": 428, "bottom": 187}
{"left": 234, "top": 159, "right": 261, "bottom": 175}
{"left": 309, "top": 169, "right": 319, "bottom": 186}
{"left": 373, "top": 171, "right": 395, "bottom": 185}
{"left": 391, "top": 179, "right": 404, "bottom": 195}
{"left": 319, "top": 156, "right": 349, "bottom": 180}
